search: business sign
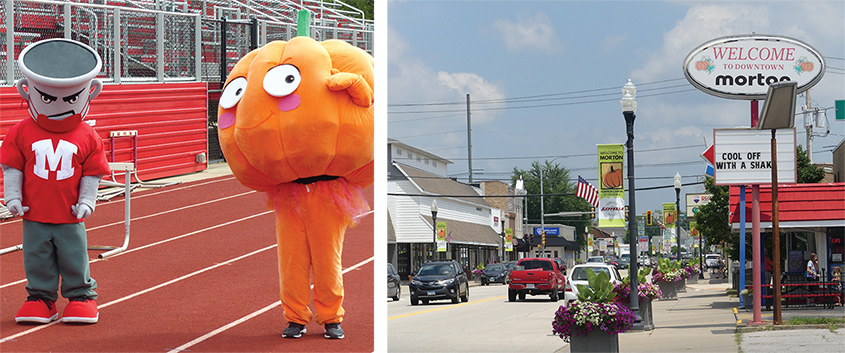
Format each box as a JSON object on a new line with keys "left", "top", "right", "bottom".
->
{"left": 713, "top": 128, "right": 797, "bottom": 185}
{"left": 505, "top": 229, "right": 513, "bottom": 252}
{"left": 436, "top": 222, "right": 447, "bottom": 252}
{"left": 533, "top": 227, "right": 560, "bottom": 236}
{"left": 597, "top": 144, "right": 626, "bottom": 227}
{"left": 684, "top": 34, "right": 825, "bottom": 100}
{"left": 686, "top": 193, "right": 713, "bottom": 215}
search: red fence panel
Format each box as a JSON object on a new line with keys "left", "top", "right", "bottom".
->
{"left": 0, "top": 82, "right": 209, "bottom": 200}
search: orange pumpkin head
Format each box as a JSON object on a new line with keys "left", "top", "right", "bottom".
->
{"left": 695, "top": 60, "right": 709, "bottom": 71}
{"left": 217, "top": 37, "right": 374, "bottom": 191}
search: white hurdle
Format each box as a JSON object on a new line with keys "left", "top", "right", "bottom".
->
{"left": 89, "top": 162, "right": 134, "bottom": 258}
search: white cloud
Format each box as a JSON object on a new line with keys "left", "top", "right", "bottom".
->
{"left": 600, "top": 34, "right": 628, "bottom": 53}
{"left": 487, "top": 11, "right": 562, "bottom": 53}
{"left": 631, "top": 4, "right": 769, "bottom": 82}
{"left": 388, "top": 25, "right": 506, "bottom": 124}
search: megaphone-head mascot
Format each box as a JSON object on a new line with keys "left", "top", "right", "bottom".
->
{"left": 1, "top": 39, "right": 111, "bottom": 324}
{"left": 217, "top": 24, "right": 374, "bottom": 339}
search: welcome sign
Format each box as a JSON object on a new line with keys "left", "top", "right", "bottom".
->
{"left": 684, "top": 34, "right": 825, "bottom": 100}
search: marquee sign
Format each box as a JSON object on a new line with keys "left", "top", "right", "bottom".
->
{"left": 712, "top": 128, "right": 797, "bottom": 185}
{"left": 684, "top": 34, "right": 825, "bottom": 100}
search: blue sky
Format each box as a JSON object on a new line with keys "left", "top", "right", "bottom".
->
{"left": 386, "top": 0, "right": 845, "bottom": 213}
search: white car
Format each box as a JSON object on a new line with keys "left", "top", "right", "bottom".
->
{"left": 564, "top": 263, "right": 623, "bottom": 306}
{"left": 705, "top": 254, "right": 722, "bottom": 268}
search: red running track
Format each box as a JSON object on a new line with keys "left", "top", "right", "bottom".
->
{"left": 0, "top": 175, "right": 374, "bottom": 352}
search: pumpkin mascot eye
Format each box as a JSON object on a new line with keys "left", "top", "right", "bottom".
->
{"left": 220, "top": 77, "right": 247, "bottom": 109}
{"left": 263, "top": 64, "right": 301, "bottom": 97}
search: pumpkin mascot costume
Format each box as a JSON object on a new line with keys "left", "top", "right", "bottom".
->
{"left": 217, "top": 30, "right": 373, "bottom": 339}
{"left": 1, "top": 39, "right": 110, "bottom": 324}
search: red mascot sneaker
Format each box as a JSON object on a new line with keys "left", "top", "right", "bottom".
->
{"left": 62, "top": 298, "right": 98, "bottom": 324}
{"left": 15, "top": 297, "right": 58, "bottom": 324}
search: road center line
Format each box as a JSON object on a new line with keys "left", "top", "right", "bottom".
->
{"left": 171, "top": 256, "right": 375, "bottom": 351}
{"left": 387, "top": 295, "right": 507, "bottom": 320}
{"left": 0, "top": 210, "right": 273, "bottom": 289}
{"left": 1, "top": 243, "right": 278, "bottom": 343}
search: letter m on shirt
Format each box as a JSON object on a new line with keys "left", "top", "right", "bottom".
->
{"left": 31, "top": 139, "right": 77, "bottom": 181}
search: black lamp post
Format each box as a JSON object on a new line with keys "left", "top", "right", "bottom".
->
{"left": 622, "top": 78, "right": 643, "bottom": 330}
{"left": 431, "top": 199, "right": 438, "bottom": 262}
{"left": 674, "top": 173, "right": 682, "bottom": 263}
{"left": 501, "top": 219, "right": 506, "bottom": 262}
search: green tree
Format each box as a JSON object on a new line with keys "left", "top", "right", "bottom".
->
{"left": 511, "top": 160, "right": 590, "bottom": 250}
{"left": 797, "top": 145, "right": 825, "bottom": 183}
{"left": 342, "top": 0, "right": 374, "bottom": 20}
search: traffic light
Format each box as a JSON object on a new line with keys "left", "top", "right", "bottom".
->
{"left": 625, "top": 206, "right": 629, "bottom": 220}
{"left": 542, "top": 231, "right": 546, "bottom": 247}
{"left": 590, "top": 207, "right": 595, "bottom": 219}
{"left": 646, "top": 210, "right": 653, "bottom": 225}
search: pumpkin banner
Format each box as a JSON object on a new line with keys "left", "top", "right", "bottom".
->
{"left": 437, "top": 222, "right": 447, "bottom": 252}
{"left": 597, "top": 144, "right": 626, "bottom": 228}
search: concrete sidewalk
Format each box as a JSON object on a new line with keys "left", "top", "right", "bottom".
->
{"left": 555, "top": 273, "right": 844, "bottom": 352}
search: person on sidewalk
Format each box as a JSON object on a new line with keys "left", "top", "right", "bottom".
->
{"left": 806, "top": 253, "right": 820, "bottom": 298}
{"left": 1, "top": 39, "right": 110, "bottom": 324}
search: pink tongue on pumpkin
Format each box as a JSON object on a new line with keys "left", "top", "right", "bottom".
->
{"left": 279, "top": 94, "right": 301, "bottom": 112}
{"left": 218, "top": 112, "right": 236, "bottom": 129}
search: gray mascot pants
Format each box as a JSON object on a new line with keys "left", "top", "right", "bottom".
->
{"left": 22, "top": 220, "right": 98, "bottom": 302}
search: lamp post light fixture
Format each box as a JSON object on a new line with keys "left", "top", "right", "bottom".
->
{"left": 621, "top": 78, "right": 644, "bottom": 330}
{"left": 431, "top": 199, "right": 438, "bottom": 262}
{"left": 674, "top": 172, "right": 682, "bottom": 263}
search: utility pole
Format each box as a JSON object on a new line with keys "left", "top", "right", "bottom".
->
{"left": 466, "top": 94, "right": 473, "bottom": 184}
{"left": 804, "top": 89, "right": 814, "bottom": 163}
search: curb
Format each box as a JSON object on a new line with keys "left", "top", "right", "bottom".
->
{"left": 736, "top": 323, "right": 845, "bottom": 333}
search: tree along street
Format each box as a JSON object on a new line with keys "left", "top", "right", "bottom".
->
{"left": 387, "top": 283, "right": 569, "bottom": 352}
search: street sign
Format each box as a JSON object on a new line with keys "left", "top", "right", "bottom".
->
{"left": 837, "top": 100, "right": 844, "bottom": 120}
{"left": 713, "top": 128, "right": 797, "bottom": 185}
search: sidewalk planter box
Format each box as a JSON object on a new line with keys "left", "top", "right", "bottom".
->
{"left": 687, "top": 275, "right": 698, "bottom": 284}
{"left": 658, "top": 281, "right": 678, "bottom": 300}
{"left": 676, "top": 278, "right": 687, "bottom": 293}
{"left": 741, "top": 294, "right": 753, "bottom": 310}
{"left": 640, "top": 297, "right": 654, "bottom": 331}
{"left": 569, "top": 327, "right": 619, "bottom": 353}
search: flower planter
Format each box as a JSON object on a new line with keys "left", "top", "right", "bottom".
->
{"left": 676, "top": 278, "right": 687, "bottom": 293}
{"left": 658, "top": 280, "right": 678, "bottom": 300}
{"left": 569, "top": 326, "right": 619, "bottom": 353}
{"left": 619, "top": 297, "right": 655, "bottom": 331}
{"left": 741, "top": 294, "right": 753, "bottom": 310}
{"left": 687, "top": 275, "right": 698, "bottom": 284}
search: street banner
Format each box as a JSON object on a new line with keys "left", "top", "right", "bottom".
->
{"left": 505, "top": 229, "right": 513, "bottom": 252}
{"left": 587, "top": 233, "right": 594, "bottom": 252}
{"left": 690, "top": 221, "right": 699, "bottom": 243}
{"left": 436, "top": 222, "right": 447, "bottom": 252}
{"left": 662, "top": 202, "right": 676, "bottom": 228}
{"left": 597, "top": 144, "right": 626, "bottom": 227}
{"left": 600, "top": 239, "right": 607, "bottom": 252}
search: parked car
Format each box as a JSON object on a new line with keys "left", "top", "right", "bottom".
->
{"left": 503, "top": 261, "right": 519, "bottom": 283}
{"left": 481, "top": 263, "right": 509, "bottom": 285}
{"left": 387, "top": 263, "right": 401, "bottom": 301}
{"left": 552, "top": 258, "right": 568, "bottom": 276}
{"left": 564, "top": 263, "right": 623, "bottom": 306}
{"left": 586, "top": 256, "right": 605, "bottom": 263}
{"left": 638, "top": 255, "right": 650, "bottom": 267}
{"left": 409, "top": 260, "right": 469, "bottom": 305}
{"left": 616, "top": 255, "right": 630, "bottom": 270}
{"left": 508, "top": 258, "right": 565, "bottom": 302}
{"left": 705, "top": 254, "right": 722, "bottom": 268}
{"left": 606, "top": 256, "right": 619, "bottom": 268}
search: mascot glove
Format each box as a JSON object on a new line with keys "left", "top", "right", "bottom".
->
{"left": 71, "top": 203, "right": 94, "bottom": 220}
{"left": 5, "top": 199, "right": 29, "bottom": 217}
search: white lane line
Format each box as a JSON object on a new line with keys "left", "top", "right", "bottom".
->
{"left": 0, "top": 176, "right": 238, "bottom": 226}
{"left": 0, "top": 210, "right": 273, "bottom": 289}
{"left": 0, "top": 243, "right": 279, "bottom": 343}
{"left": 171, "top": 256, "right": 375, "bottom": 352}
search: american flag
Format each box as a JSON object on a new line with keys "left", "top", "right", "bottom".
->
{"left": 655, "top": 217, "right": 667, "bottom": 230}
{"left": 576, "top": 175, "right": 599, "bottom": 208}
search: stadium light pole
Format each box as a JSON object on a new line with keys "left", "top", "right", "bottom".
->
{"left": 622, "top": 78, "right": 644, "bottom": 330}
{"left": 431, "top": 199, "right": 438, "bottom": 262}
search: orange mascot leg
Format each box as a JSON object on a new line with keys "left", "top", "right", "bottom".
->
{"left": 269, "top": 179, "right": 367, "bottom": 326}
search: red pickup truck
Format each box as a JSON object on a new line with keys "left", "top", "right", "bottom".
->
{"left": 507, "top": 257, "right": 565, "bottom": 302}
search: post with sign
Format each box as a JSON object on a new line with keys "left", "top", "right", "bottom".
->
{"left": 684, "top": 33, "right": 823, "bottom": 326}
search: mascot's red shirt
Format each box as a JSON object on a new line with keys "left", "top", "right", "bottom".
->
{"left": 1, "top": 118, "right": 110, "bottom": 224}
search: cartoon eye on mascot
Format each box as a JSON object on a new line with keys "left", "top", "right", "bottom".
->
{"left": 1, "top": 39, "right": 111, "bottom": 324}
{"left": 217, "top": 32, "right": 374, "bottom": 339}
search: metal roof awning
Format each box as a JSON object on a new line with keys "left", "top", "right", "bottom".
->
{"left": 729, "top": 183, "right": 845, "bottom": 231}
{"left": 421, "top": 215, "right": 501, "bottom": 247}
